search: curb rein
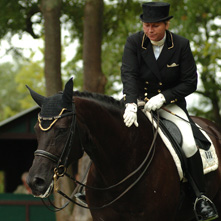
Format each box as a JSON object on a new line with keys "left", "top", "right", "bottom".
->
{"left": 35, "top": 104, "right": 160, "bottom": 211}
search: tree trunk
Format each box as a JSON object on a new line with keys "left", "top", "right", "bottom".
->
{"left": 83, "top": 0, "right": 106, "bottom": 93}
{"left": 71, "top": 0, "right": 105, "bottom": 220}
{"left": 41, "top": 0, "right": 62, "bottom": 96}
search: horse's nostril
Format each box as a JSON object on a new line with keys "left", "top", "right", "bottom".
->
{"left": 33, "top": 177, "right": 45, "bottom": 186}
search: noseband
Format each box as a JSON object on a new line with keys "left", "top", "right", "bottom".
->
{"left": 34, "top": 150, "right": 59, "bottom": 163}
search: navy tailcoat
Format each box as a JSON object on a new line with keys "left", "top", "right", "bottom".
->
{"left": 121, "top": 30, "right": 210, "bottom": 149}
{"left": 121, "top": 30, "right": 197, "bottom": 111}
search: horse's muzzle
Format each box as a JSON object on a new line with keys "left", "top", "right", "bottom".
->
{"left": 27, "top": 174, "right": 53, "bottom": 198}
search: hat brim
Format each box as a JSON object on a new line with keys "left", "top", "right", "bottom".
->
{"left": 140, "top": 14, "right": 173, "bottom": 23}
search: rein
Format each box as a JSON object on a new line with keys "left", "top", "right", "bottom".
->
{"left": 35, "top": 103, "right": 160, "bottom": 211}
{"left": 64, "top": 113, "right": 160, "bottom": 192}
{"left": 54, "top": 112, "right": 159, "bottom": 210}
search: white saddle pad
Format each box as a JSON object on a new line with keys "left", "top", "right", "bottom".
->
{"left": 143, "top": 110, "right": 219, "bottom": 181}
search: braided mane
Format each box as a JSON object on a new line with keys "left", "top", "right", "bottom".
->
{"left": 73, "top": 90, "right": 124, "bottom": 109}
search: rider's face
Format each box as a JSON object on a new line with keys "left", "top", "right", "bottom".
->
{"left": 143, "top": 21, "right": 169, "bottom": 41}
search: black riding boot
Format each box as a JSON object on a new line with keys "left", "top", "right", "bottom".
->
{"left": 187, "top": 150, "right": 218, "bottom": 221}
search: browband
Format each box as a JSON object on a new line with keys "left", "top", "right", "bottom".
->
{"left": 38, "top": 108, "right": 74, "bottom": 131}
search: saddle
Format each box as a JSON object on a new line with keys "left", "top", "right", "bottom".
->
{"left": 142, "top": 110, "right": 218, "bottom": 180}
{"left": 154, "top": 114, "right": 210, "bottom": 151}
{"left": 153, "top": 114, "right": 188, "bottom": 173}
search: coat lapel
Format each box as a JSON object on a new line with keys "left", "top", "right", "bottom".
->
{"left": 141, "top": 35, "right": 162, "bottom": 81}
{"left": 157, "top": 31, "right": 175, "bottom": 70}
{"left": 141, "top": 31, "right": 176, "bottom": 80}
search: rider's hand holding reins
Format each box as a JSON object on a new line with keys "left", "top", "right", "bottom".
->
{"left": 123, "top": 103, "right": 139, "bottom": 127}
{"left": 144, "top": 94, "right": 166, "bottom": 112}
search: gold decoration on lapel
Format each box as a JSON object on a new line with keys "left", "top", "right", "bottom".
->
{"left": 168, "top": 32, "right": 174, "bottom": 49}
{"left": 141, "top": 33, "right": 147, "bottom": 50}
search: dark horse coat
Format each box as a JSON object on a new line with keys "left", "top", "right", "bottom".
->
{"left": 121, "top": 30, "right": 210, "bottom": 148}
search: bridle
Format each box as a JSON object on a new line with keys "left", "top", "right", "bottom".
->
{"left": 35, "top": 104, "right": 78, "bottom": 174}
{"left": 34, "top": 103, "right": 82, "bottom": 211}
{"left": 34, "top": 103, "right": 160, "bottom": 211}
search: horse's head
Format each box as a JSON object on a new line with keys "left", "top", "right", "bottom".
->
{"left": 26, "top": 78, "right": 84, "bottom": 197}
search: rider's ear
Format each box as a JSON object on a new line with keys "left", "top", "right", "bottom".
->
{"left": 62, "top": 77, "right": 73, "bottom": 105}
{"left": 26, "top": 85, "right": 45, "bottom": 107}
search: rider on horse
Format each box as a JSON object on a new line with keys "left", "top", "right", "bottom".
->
{"left": 121, "top": 2, "right": 218, "bottom": 220}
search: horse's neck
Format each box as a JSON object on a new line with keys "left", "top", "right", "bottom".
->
{"left": 76, "top": 98, "right": 132, "bottom": 174}
{"left": 76, "top": 98, "right": 154, "bottom": 183}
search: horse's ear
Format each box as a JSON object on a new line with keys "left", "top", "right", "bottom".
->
{"left": 62, "top": 77, "right": 73, "bottom": 104}
{"left": 26, "top": 85, "right": 45, "bottom": 107}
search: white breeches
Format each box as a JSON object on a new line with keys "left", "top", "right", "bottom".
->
{"left": 158, "top": 104, "right": 198, "bottom": 158}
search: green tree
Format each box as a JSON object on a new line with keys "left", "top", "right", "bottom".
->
{"left": 0, "top": 62, "right": 23, "bottom": 121}
{"left": 167, "top": 0, "right": 221, "bottom": 125}
{"left": 0, "top": 0, "right": 62, "bottom": 97}
{"left": 0, "top": 0, "right": 41, "bottom": 39}
{"left": 0, "top": 58, "right": 44, "bottom": 121}
{"left": 15, "top": 59, "right": 45, "bottom": 109}
{"left": 64, "top": 0, "right": 142, "bottom": 95}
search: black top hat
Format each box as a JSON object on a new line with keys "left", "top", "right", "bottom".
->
{"left": 140, "top": 2, "right": 173, "bottom": 23}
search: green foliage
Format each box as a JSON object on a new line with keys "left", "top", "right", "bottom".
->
{"left": 63, "top": 0, "right": 143, "bottom": 95}
{"left": 0, "top": 0, "right": 41, "bottom": 39}
{"left": 0, "top": 62, "right": 23, "bottom": 121}
{"left": 62, "top": 0, "right": 85, "bottom": 41}
{"left": 15, "top": 59, "right": 45, "bottom": 109}
{"left": 0, "top": 58, "right": 45, "bottom": 122}
{"left": 102, "top": 1, "right": 142, "bottom": 95}
{"left": 166, "top": 0, "right": 221, "bottom": 122}
{"left": 0, "top": 0, "right": 220, "bottom": 123}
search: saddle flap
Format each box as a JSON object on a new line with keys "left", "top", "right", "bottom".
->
{"left": 161, "top": 118, "right": 182, "bottom": 147}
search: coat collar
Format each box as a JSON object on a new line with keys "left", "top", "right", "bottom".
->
{"left": 141, "top": 30, "right": 174, "bottom": 50}
{"left": 141, "top": 30, "right": 175, "bottom": 81}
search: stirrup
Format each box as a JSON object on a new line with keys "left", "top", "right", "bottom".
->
{"left": 74, "top": 192, "right": 88, "bottom": 207}
{"left": 194, "top": 195, "right": 218, "bottom": 221}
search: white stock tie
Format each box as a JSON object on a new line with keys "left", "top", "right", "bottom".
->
{"left": 151, "top": 33, "right": 166, "bottom": 60}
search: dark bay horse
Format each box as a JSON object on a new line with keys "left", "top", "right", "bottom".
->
{"left": 27, "top": 78, "right": 221, "bottom": 220}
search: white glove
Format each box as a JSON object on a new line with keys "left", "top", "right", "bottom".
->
{"left": 144, "top": 94, "right": 165, "bottom": 112}
{"left": 123, "top": 103, "right": 139, "bottom": 127}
